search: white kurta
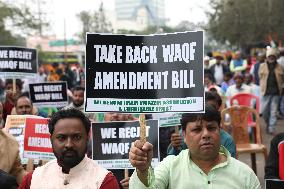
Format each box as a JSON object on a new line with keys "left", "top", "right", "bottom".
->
{"left": 30, "top": 156, "right": 109, "bottom": 189}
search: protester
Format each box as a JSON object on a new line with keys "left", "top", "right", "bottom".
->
{"left": 0, "top": 127, "right": 26, "bottom": 185}
{"left": 35, "top": 67, "right": 47, "bottom": 83}
{"left": 22, "top": 67, "right": 47, "bottom": 93}
{"left": 14, "top": 95, "right": 33, "bottom": 115}
{"left": 3, "top": 79, "right": 22, "bottom": 122}
{"left": 129, "top": 104, "right": 260, "bottom": 188}
{"left": 259, "top": 48, "right": 284, "bottom": 135}
{"left": 220, "top": 72, "right": 234, "bottom": 94}
{"left": 19, "top": 108, "right": 120, "bottom": 188}
{"left": 209, "top": 55, "right": 230, "bottom": 86}
{"left": 103, "top": 112, "right": 137, "bottom": 189}
{"left": 278, "top": 48, "right": 284, "bottom": 116}
{"left": 230, "top": 51, "right": 248, "bottom": 73}
{"left": 0, "top": 79, "right": 5, "bottom": 103}
{"left": 10, "top": 94, "right": 47, "bottom": 117}
{"left": 277, "top": 48, "right": 284, "bottom": 68}
{"left": 63, "top": 86, "right": 84, "bottom": 111}
{"left": 225, "top": 72, "right": 252, "bottom": 106}
{"left": 0, "top": 97, "right": 26, "bottom": 185}
{"left": 265, "top": 132, "right": 284, "bottom": 180}
{"left": 204, "top": 56, "right": 212, "bottom": 77}
{"left": 47, "top": 69, "right": 60, "bottom": 82}
{"left": 204, "top": 74, "right": 223, "bottom": 96}
{"left": 104, "top": 113, "right": 137, "bottom": 122}
{"left": 0, "top": 102, "right": 4, "bottom": 128}
{"left": 0, "top": 169, "right": 18, "bottom": 189}
{"left": 250, "top": 52, "right": 266, "bottom": 85}
{"left": 244, "top": 73, "right": 261, "bottom": 98}
{"left": 168, "top": 92, "right": 236, "bottom": 158}
{"left": 60, "top": 62, "right": 76, "bottom": 89}
{"left": 62, "top": 86, "right": 96, "bottom": 121}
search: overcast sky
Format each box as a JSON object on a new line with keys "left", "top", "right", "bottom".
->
{"left": 40, "top": 0, "right": 209, "bottom": 38}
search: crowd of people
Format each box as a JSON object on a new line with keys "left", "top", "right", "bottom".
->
{"left": 0, "top": 47, "right": 284, "bottom": 188}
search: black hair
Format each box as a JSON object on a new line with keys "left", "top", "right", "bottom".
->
{"left": 5, "top": 79, "right": 23, "bottom": 90}
{"left": 204, "top": 73, "right": 213, "bottom": 81}
{"left": 224, "top": 72, "right": 232, "bottom": 78}
{"left": 48, "top": 108, "right": 91, "bottom": 135}
{"left": 55, "top": 69, "right": 63, "bottom": 75}
{"left": 181, "top": 104, "right": 221, "bottom": 131}
{"left": 208, "top": 87, "right": 218, "bottom": 93}
{"left": 205, "top": 91, "right": 222, "bottom": 109}
{"left": 52, "top": 62, "right": 59, "bottom": 68}
{"left": 207, "top": 51, "right": 213, "bottom": 58}
{"left": 72, "top": 86, "right": 85, "bottom": 93}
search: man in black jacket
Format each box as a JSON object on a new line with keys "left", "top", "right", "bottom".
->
{"left": 0, "top": 169, "right": 18, "bottom": 189}
{"left": 209, "top": 55, "right": 230, "bottom": 86}
{"left": 265, "top": 132, "right": 284, "bottom": 179}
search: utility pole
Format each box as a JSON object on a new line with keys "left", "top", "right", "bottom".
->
{"left": 64, "top": 19, "right": 67, "bottom": 64}
{"left": 37, "top": 0, "right": 43, "bottom": 36}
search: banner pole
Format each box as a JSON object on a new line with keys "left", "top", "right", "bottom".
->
{"left": 175, "top": 125, "right": 179, "bottom": 134}
{"left": 124, "top": 169, "right": 129, "bottom": 179}
{"left": 139, "top": 114, "right": 146, "bottom": 143}
{"left": 12, "top": 78, "right": 16, "bottom": 93}
{"left": 26, "top": 159, "right": 34, "bottom": 171}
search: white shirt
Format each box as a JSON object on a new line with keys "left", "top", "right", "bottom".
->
{"left": 225, "top": 84, "right": 253, "bottom": 106}
{"left": 214, "top": 64, "right": 224, "bottom": 85}
{"left": 30, "top": 156, "right": 109, "bottom": 189}
{"left": 278, "top": 56, "right": 284, "bottom": 68}
{"left": 226, "top": 84, "right": 252, "bottom": 98}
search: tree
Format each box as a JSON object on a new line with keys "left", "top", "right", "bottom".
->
{"left": 0, "top": 0, "right": 48, "bottom": 45}
{"left": 207, "top": 0, "right": 284, "bottom": 48}
{"left": 77, "top": 3, "right": 112, "bottom": 43}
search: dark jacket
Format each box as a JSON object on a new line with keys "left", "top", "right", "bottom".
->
{"left": 265, "top": 133, "right": 284, "bottom": 179}
{"left": 209, "top": 63, "right": 230, "bottom": 83}
{"left": 0, "top": 169, "right": 18, "bottom": 189}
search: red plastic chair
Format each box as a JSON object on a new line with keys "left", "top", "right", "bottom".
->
{"left": 221, "top": 105, "right": 268, "bottom": 175}
{"left": 229, "top": 93, "right": 260, "bottom": 142}
{"left": 230, "top": 93, "right": 260, "bottom": 113}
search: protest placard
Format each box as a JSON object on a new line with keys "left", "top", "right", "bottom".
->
{"left": 92, "top": 120, "right": 159, "bottom": 169}
{"left": 85, "top": 31, "right": 204, "bottom": 113}
{"left": 23, "top": 117, "right": 55, "bottom": 161}
{"left": 152, "top": 113, "right": 182, "bottom": 127}
{"left": 0, "top": 46, "right": 37, "bottom": 78}
{"left": 4, "top": 115, "right": 42, "bottom": 164}
{"left": 265, "top": 179, "right": 284, "bottom": 189}
{"left": 29, "top": 82, "right": 68, "bottom": 108}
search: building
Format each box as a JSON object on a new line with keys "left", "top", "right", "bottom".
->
{"left": 26, "top": 36, "right": 85, "bottom": 66}
{"left": 114, "top": 0, "right": 165, "bottom": 31}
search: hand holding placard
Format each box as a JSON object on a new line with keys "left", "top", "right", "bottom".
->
{"left": 139, "top": 114, "right": 146, "bottom": 143}
{"left": 129, "top": 140, "right": 153, "bottom": 186}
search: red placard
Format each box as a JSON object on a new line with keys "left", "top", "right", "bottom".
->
{"left": 24, "top": 117, "right": 54, "bottom": 160}
{"left": 279, "top": 141, "right": 284, "bottom": 180}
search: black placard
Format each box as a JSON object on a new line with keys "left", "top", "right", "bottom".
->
{"left": 85, "top": 32, "right": 204, "bottom": 113}
{"left": 92, "top": 120, "right": 159, "bottom": 169}
{"left": 29, "top": 82, "right": 68, "bottom": 108}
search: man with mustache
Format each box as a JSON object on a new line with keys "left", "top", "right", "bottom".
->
{"left": 63, "top": 86, "right": 96, "bottom": 121}
{"left": 129, "top": 104, "right": 260, "bottom": 189}
{"left": 19, "top": 108, "right": 120, "bottom": 189}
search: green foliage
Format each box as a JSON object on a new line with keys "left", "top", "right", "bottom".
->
{"left": 207, "top": 0, "right": 284, "bottom": 48}
{"left": 77, "top": 3, "right": 112, "bottom": 43}
{"left": 0, "top": 0, "right": 47, "bottom": 45}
